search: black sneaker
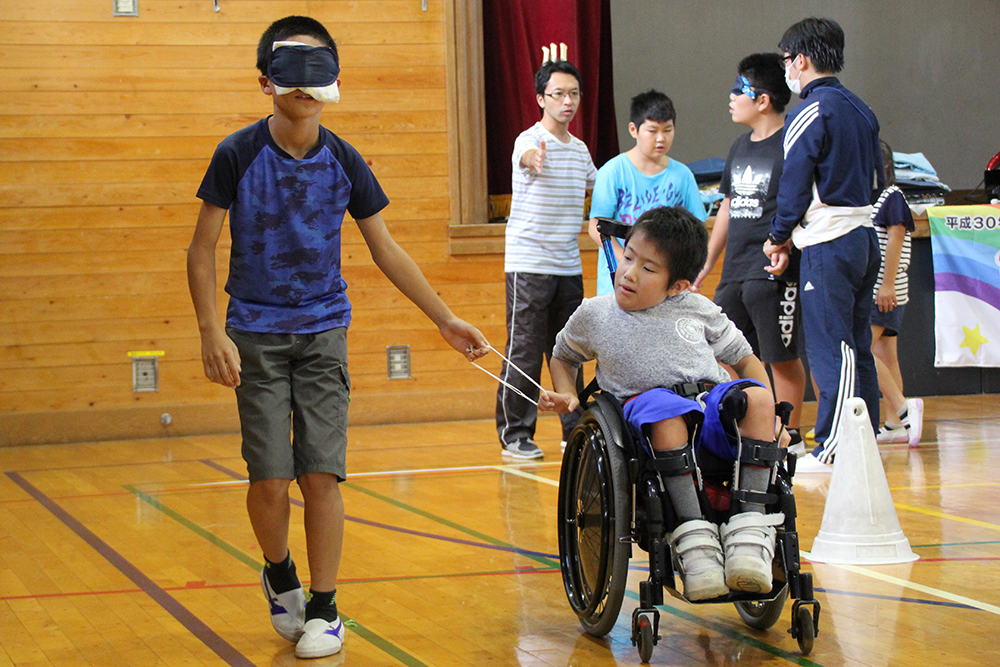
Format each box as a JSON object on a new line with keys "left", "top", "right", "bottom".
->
{"left": 502, "top": 439, "right": 543, "bottom": 460}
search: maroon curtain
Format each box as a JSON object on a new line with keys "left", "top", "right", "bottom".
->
{"left": 483, "top": 0, "right": 619, "bottom": 196}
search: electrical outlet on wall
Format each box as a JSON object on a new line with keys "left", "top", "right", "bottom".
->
{"left": 113, "top": 0, "right": 138, "bottom": 17}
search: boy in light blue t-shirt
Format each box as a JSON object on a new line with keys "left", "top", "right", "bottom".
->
{"left": 588, "top": 89, "right": 708, "bottom": 296}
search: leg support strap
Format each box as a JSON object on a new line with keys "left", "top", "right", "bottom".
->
{"left": 740, "top": 437, "right": 787, "bottom": 466}
{"left": 646, "top": 443, "right": 698, "bottom": 476}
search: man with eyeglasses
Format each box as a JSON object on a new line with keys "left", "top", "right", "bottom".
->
{"left": 762, "top": 17, "right": 884, "bottom": 471}
{"left": 495, "top": 59, "right": 597, "bottom": 460}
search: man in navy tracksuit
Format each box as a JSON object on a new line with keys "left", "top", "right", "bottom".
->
{"left": 763, "top": 17, "right": 883, "bottom": 470}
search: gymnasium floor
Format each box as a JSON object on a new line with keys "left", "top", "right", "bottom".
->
{"left": 1, "top": 394, "right": 998, "bottom": 666}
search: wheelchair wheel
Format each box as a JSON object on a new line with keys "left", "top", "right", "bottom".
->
{"left": 734, "top": 584, "right": 788, "bottom": 630}
{"left": 636, "top": 614, "right": 654, "bottom": 663}
{"left": 558, "top": 408, "right": 631, "bottom": 637}
{"left": 794, "top": 604, "right": 815, "bottom": 654}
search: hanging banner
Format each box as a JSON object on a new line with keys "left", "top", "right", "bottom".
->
{"left": 928, "top": 205, "right": 1000, "bottom": 367}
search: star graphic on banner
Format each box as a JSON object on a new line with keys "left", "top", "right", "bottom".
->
{"left": 959, "top": 324, "right": 989, "bottom": 355}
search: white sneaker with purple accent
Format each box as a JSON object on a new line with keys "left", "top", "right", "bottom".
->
{"left": 260, "top": 568, "right": 305, "bottom": 642}
{"left": 296, "top": 617, "right": 346, "bottom": 658}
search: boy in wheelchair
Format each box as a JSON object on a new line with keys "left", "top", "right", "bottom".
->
{"left": 540, "top": 206, "right": 789, "bottom": 601}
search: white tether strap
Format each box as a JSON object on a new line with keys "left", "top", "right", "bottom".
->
{"left": 470, "top": 345, "right": 545, "bottom": 406}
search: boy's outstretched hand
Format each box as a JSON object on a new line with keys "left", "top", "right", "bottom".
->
{"left": 539, "top": 389, "right": 579, "bottom": 414}
{"left": 439, "top": 317, "right": 490, "bottom": 362}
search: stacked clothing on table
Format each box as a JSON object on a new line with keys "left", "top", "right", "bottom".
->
{"left": 893, "top": 152, "right": 949, "bottom": 209}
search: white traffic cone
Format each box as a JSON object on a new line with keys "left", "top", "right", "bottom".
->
{"left": 807, "top": 398, "right": 918, "bottom": 564}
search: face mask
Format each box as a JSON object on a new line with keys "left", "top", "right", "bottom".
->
{"left": 784, "top": 58, "right": 802, "bottom": 95}
{"left": 268, "top": 41, "right": 341, "bottom": 103}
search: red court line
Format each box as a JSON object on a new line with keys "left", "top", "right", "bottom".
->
{"left": 0, "top": 567, "right": 561, "bottom": 602}
{"left": 6, "top": 471, "right": 256, "bottom": 667}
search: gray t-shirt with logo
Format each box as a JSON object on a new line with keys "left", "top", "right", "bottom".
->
{"left": 553, "top": 292, "right": 753, "bottom": 400}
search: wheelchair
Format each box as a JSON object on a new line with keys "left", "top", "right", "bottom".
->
{"left": 555, "top": 218, "right": 820, "bottom": 662}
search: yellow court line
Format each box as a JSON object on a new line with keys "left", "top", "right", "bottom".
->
{"left": 890, "top": 481, "right": 1000, "bottom": 491}
{"left": 895, "top": 503, "right": 1000, "bottom": 533}
{"left": 492, "top": 465, "right": 560, "bottom": 487}
{"left": 801, "top": 553, "right": 1000, "bottom": 616}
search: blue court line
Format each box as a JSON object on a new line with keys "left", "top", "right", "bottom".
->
{"left": 193, "top": 460, "right": 822, "bottom": 661}
{"left": 623, "top": 589, "right": 826, "bottom": 666}
{"left": 814, "top": 587, "right": 975, "bottom": 610}
{"left": 6, "top": 472, "right": 255, "bottom": 667}
{"left": 129, "top": 476, "right": 434, "bottom": 667}
{"left": 199, "top": 459, "right": 561, "bottom": 563}
{"left": 348, "top": 513, "right": 560, "bottom": 560}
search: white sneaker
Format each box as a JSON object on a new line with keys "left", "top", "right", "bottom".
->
{"left": 794, "top": 453, "right": 833, "bottom": 474}
{"left": 720, "top": 512, "right": 784, "bottom": 594}
{"left": 788, "top": 441, "right": 807, "bottom": 457}
{"left": 560, "top": 440, "right": 567, "bottom": 451}
{"left": 669, "top": 519, "right": 729, "bottom": 601}
{"left": 260, "top": 568, "right": 305, "bottom": 642}
{"left": 876, "top": 423, "right": 908, "bottom": 444}
{"left": 902, "top": 398, "right": 924, "bottom": 447}
{"left": 296, "top": 617, "right": 346, "bottom": 659}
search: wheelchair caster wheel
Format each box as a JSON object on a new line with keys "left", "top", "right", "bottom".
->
{"left": 794, "top": 604, "right": 815, "bottom": 655}
{"left": 636, "top": 614, "right": 654, "bottom": 663}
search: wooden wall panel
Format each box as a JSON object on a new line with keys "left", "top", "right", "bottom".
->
{"left": 0, "top": 0, "right": 505, "bottom": 446}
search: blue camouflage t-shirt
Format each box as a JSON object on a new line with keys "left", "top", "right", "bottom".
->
{"left": 197, "top": 118, "right": 389, "bottom": 333}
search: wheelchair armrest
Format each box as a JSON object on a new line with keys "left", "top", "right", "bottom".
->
{"left": 595, "top": 217, "right": 631, "bottom": 241}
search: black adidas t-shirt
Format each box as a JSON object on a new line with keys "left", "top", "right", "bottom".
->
{"left": 719, "top": 130, "right": 798, "bottom": 283}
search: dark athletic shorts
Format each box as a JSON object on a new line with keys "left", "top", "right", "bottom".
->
{"left": 870, "top": 302, "right": 905, "bottom": 336}
{"left": 714, "top": 279, "right": 800, "bottom": 364}
{"left": 228, "top": 327, "right": 350, "bottom": 483}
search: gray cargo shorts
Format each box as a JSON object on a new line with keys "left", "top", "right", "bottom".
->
{"left": 227, "top": 327, "right": 350, "bottom": 483}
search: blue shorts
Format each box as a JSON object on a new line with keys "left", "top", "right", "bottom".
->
{"left": 622, "top": 379, "right": 765, "bottom": 461}
{"left": 870, "top": 303, "right": 905, "bottom": 336}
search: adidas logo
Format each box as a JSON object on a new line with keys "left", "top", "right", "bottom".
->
{"left": 803, "top": 281, "right": 815, "bottom": 291}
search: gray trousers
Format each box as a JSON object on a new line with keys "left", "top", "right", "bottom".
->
{"left": 495, "top": 272, "right": 585, "bottom": 446}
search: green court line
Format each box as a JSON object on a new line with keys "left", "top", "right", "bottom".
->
{"left": 343, "top": 481, "right": 560, "bottom": 568}
{"left": 125, "top": 485, "right": 432, "bottom": 667}
{"left": 624, "top": 589, "right": 826, "bottom": 666}
{"left": 127, "top": 485, "right": 824, "bottom": 664}
{"left": 126, "top": 485, "right": 263, "bottom": 570}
